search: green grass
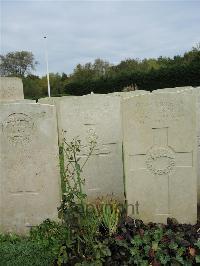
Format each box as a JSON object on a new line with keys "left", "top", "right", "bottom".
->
{"left": 0, "top": 235, "right": 55, "bottom": 266}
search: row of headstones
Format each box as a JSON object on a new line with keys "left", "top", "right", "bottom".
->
{"left": 0, "top": 77, "right": 199, "bottom": 234}
{"left": 39, "top": 86, "right": 199, "bottom": 225}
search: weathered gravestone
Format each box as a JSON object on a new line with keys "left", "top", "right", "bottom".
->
{"left": 0, "top": 77, "right": 24, "bottom": 101}
{"left": 178, "top": 89, "right": 200, "bottom": 206}
{"left": 1, "top": 99, "right": 36, "bottom": 104}
{"left": 122, "top": 93, "right": 197, "bottom": 224}
{"left": 38, "top": 96, "right": 62, "bottom": 105}
{"left": 153, "top": 87, "right": 200, "bottom": 205}
{"left": 108, "top": 90, "right": 149, "bottom": 98}
{"left": 58, "top": 94, "right": 124, "bottom": 201}
{"left": 153, "top": 86, "right": 193, "bottom": 94}
{"left": 38, "top": 97, "right": 62, "bottom": 128}
{"left": 0, "top": 77, "right": 36, "bottom": 103}
{"left": 0, "top": 103, "right": 60, "bottom": 234}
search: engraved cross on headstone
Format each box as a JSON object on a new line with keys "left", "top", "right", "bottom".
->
{"left": 129, "top": 127, "right": 193, "bottom": 220}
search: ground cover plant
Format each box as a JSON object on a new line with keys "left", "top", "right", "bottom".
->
{"left": 0, "top": 138, "right": 200, "bottom": 265}
{"left": 1, "top": 218, "right": 199, "bottom": 265}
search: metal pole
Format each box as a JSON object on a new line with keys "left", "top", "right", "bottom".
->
{"left": 44, "top": 36, "right": 51, "bottom": 97}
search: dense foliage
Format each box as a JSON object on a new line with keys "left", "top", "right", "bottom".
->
{"left": 22, "top": 73, "right": 68, "bottom": 100}
{"left": 64, "top": 45, "right": 200, "bottom": 95}
{"left": 1, "top": 44, "right": 199, "bottom": 99}
{"left": 1, "top": 218, "right": 200, "bottom": 265}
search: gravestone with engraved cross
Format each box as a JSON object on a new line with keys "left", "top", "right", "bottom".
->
{"left": 153, "top": 87, "right": 200, "bottom": 205}
{"left": 122, "top": 93, "right": 197, "bottom": 224}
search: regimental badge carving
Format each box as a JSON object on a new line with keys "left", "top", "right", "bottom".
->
{"left": 146, "top": 147, "right": 175, "bottom": 175}
{"left": 2, "top": 113, "right": 34, "bottom": 145}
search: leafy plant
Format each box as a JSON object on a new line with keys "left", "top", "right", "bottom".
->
{"left": 58, "top": 134, "right": 97, "bottom": 225}
{"left": 57, "top": 135, "right": 112, "bottom": 263}
{"left": 95, "top": 196, "right": 121, "bottom": 236}
{"left": 30, "top": 219, "right": 73, "bottom": 261}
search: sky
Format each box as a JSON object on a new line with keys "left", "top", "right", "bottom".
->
{"left": 1, "top": 0, "right": 200, "bottom": 76}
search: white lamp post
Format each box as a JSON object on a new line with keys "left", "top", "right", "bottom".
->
{"left": 44, "top": 36, "right": 51, "bottom": 97}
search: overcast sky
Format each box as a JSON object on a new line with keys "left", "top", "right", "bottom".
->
{"left": 1, "top": 0, "right": 200, "bottom": 76}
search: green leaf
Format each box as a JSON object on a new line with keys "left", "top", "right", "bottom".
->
{"left": 140, "top": 260, "right": 149, "bottom": 266}
{"left": 169, "top": 241, "right": 178, "bottom": 250}
{"left": 175, "top": 255, "right": 185, "bottom": 264}
{"left": 153, "top": 228, "right": 163, "bottom": 241}
{"left": 195, "top": 240, "right": 200, "bottom": 249}
{"left": 152, "top": 241, "right": 158, "bottom": 251}
{"left": 144, "top": 244, "right": 151, "bottom": 255}
{"left": 158, "top": 254, "right": 171, "bottom": 265}
{"left": 196, "top": 255, "right": 200, "bottom": 263}
{"left": 131, "top": 235, "right": 143, "bottom": 246}
{"left": 130, "top": 247, "right": 140, "bottom": 256}
{"left": 177, "top": 246, "right": 185, "bottom": 256}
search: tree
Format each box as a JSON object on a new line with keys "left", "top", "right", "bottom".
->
{"left": 70, "top": 58, "right": 112, "bottom": 84}
{"left": 65, "top": 44, "right": 200, "bottom": 95}
{"left": 23, "top": 75, "right": 44, "bottom": 99}
{"left": 92, "top": 58, "right": 111, "bottom": 78}
{"left": 0, "top": 51, "right": 38, "bottom": 77}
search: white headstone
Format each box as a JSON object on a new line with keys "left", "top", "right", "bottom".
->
{"left": 122, "top": 93, "right": 197, "bottom": 224}
{"left": 0, "top": 77, "right": 24, "bottom": 101}
{"left": 174, "top": 88, "right": 200, "bottom": 205}
{"left": 58, "top": 94, "right": 124, "bottom": 201}
{"left": 108, "top": 90, "right": 149, "bottom": 98}
{"left": 0, "top": 103, "right": 61, "bottom": 234}
{"left": 153, "top": 86, "right": 193, "bottom": 94}
{"left": 38, "top": 96, "right": 62, "bottom": 105}
{"left": 1, "top": 99, "right": 36, "bottom": 104}
{"left": 153, "top": 87, "right": 200, "bottom": 205}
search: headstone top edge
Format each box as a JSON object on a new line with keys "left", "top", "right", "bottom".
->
{"left": 0, "top": 77, "right": 23, "bottom": 81}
